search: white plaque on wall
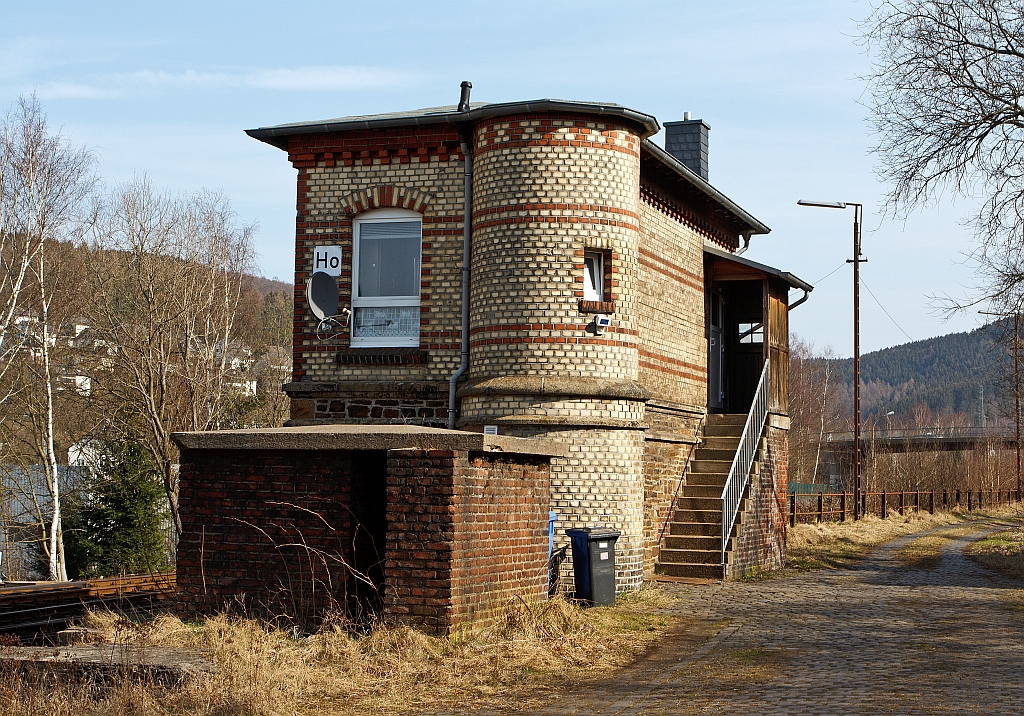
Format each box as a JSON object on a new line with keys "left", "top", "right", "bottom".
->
{"left": 312, "top": 245, "right": 342, "bottom": 276}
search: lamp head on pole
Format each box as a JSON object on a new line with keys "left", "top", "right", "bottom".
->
{"left": 797, "top": 199, "right": 848, "bottom": 209}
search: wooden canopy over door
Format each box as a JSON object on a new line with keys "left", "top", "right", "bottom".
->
{"left": 706, "top": 253, "right": 791, "bottom": 418}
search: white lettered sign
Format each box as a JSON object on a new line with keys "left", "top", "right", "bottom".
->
{"left": 313, "top": 245, "right": 342, "bottom": 276}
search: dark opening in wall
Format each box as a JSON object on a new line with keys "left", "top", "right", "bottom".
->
{"left": 349, "top": 450, "right": 388, "bottom": 616}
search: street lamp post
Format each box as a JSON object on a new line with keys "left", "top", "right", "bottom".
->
{"left": 798, "top": 200, "right": 865, "bottom": 519}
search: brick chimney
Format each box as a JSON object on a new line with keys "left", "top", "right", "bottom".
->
{"left": 664, "top": 112, "right": 710, "bottom": 182}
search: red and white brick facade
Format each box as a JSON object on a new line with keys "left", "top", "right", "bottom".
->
{"left": 249, "top": 99, "right": 794, "bottom": 589}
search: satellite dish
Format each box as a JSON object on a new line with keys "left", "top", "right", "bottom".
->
{"left": 307, "top": 271, "right": 339, "bottom": 320}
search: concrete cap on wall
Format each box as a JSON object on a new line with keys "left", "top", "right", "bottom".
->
{"left": 171, "top": 424, "right": 567, "bottom": 458}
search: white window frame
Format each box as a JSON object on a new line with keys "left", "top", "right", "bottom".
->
{"left": 738, "top": 321, "right": 764, "bottom": 344}
{"left": 583, "top": 251, "right": 604, "bottom": 302}
{"left": 351, "top": 208, "right": 422, "bottom": 348}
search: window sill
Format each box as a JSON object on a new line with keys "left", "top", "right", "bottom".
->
{"left": 578, "top": 300, "right": 616, "bottom": 314}
{"left": 335, "top": 348, "right": 427, "bottom": 365}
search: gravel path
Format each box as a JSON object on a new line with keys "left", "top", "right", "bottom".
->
{"left": 447, "top": 519, "right": 1024, "bottom": 715}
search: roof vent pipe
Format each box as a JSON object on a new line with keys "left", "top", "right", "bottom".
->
{"left": 683, "top": 111, "right": 692, "bottom": 121}
{"left": 458, "top": 81, "right": 472, "bottom": 112}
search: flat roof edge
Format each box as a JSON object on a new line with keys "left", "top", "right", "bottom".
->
{"left": 171, "top": 424, "right": 568, "bottom": 458}
{"left": 246, "top": 99, "right": 661, "bottom": 150}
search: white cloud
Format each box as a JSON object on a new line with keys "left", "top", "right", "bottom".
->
{"left": 244, "top": 66, "right": 407, "bottom": 90}
{"left": 35, "top": 82, "right": 118, "bottom": 99}
{"left": 35, "top": 66, "right": 410, "bottom": 98}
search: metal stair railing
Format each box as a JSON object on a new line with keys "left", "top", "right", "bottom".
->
{"left": 720, "top": 360, "right": 770, "bottom": 570}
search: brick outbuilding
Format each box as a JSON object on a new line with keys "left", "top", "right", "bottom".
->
{"left": 231, "top": 93, "right": 812, "bottom": 594}
{"left": 172, "top": 425, "right": 564, "bottom": 633}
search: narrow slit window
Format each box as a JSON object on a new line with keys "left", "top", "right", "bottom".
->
{"left": 738, "top": 322, "right": 764, "bottom": 344}
{"left": 583, "top": 252, "right": 604, "bottom": 302}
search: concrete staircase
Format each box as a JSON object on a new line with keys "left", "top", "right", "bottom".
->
{"left": 656, "top": 414, "right": 750, "bottom": 580}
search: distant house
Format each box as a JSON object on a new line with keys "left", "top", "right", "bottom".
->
{"left": 244, "top": 94, "right": 812, "bottom": 586}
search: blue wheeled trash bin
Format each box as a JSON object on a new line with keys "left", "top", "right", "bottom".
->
{"left": 565, "top": 527, "right": 620, "bottom": 606}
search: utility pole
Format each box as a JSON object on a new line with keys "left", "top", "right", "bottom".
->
{"left": 849, "top": 204, "right": 865, "bottom": 519}
{"left": 799, "top": 200, "right": 865, "bottom": 519}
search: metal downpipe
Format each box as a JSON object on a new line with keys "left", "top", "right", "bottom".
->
{"left": 448, "top": 130, "right": 472, "bottom": 429}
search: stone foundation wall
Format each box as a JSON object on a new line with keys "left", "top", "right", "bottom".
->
{"left": 286, "top": 381, "right": 449, "bottom": 427}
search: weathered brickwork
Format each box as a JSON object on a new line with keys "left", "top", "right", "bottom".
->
{"left": 635, "top": 192, "right": 708, "bottom": 412}
{"left": 501, "top": 426, "right": 648, "bottom": 592}
{"left": 175, "top": 449, "right": 382, "bottom": 618}
{"left": 175, "top": 444, "right": 551, "bottom": 634}
{"left": 732, "top": 426, "right": 789, "bottom": 576}
{"left": 642, "top": 439, "right": 698, "bottom": 574}
{"left": 286, "top": 127, "right": 467, "bottom": 417}
{"left": 460, "top": 396, "right": 645, "bottom": 428}
{"left": 384, "top": 449, "right": 550, "bottom": 633}
{"left": 467, "top": 116, "right": 640, "bottom": 381}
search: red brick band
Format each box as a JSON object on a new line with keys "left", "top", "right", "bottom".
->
{"left": 473, "top": 216, "right": 639, "bottom": 232}
{"left": 638, "top": 359, "right": 704, "bottom": 382}
{"left": 471, "top": 336, "right": 635, "bottom": 348}
{"left": 472, "top": 203, "right": 640, "bottom": 222}
{"left": 638, "top": 250, "right": 704, "bottom": 293}
{"left": 475, "top": 140, "right": 639, "bottom": 159}
{"left": 638, "top": 348, "right": 707, "bottom": 376}
{"left": 470, "top": 323, "right": 639, "bottom": 337}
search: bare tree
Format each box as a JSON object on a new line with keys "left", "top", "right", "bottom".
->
{"left": 862, "top": 1, "right": 1024, "bottom": 307}
{"left": 0, "top": 97, "right": 94, "bottom": 580}
{"left": 85, "top": 178, "right": 256, "bottom": 534}
{"left": 789, "top": 336, "right": 846, "bottom": 485}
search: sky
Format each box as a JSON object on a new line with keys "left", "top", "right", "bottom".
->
{"left": 0, "top": 0, "right": 989, "bottom": 356}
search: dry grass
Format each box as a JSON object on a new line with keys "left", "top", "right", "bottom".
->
{"left": 966, "top": 524, "right": 1024, "bottom": 579}
{"left": 0, "top": 587, "right": 680, "bottom": 715}
{"left": 786, "top": 503, "right": 1024, "bottom": 573}
{"left": 786, "top": 510, "right": 960, "bottom": 571}
{"left": 895, "top": 524, "right": 983, "bottom": 570}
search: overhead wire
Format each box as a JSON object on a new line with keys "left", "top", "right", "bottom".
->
{"left": 811, "top": 259, "right": 915, "bottom": 343}
{"left": 861, "top": 276, "right": 914, "bottom": 342}
{"left": 813, "top": 261, "right": 848, "bottom": 285}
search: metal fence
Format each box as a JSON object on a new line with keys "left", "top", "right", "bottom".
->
{"left": 788, "top": 489, "right": 1022, "bottom": 526}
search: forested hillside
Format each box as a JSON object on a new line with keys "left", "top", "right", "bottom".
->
{"left": 825, "top": 323, "right": 1008, "bottom": 421}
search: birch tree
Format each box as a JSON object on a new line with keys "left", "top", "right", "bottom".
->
{"left": 0, "top": 96, "right": 94, "bottom": 580}
{"left": 789, "top": 337, "right": 846, "bottom": 484}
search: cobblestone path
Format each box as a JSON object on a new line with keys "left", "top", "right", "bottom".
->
{"left": 450, "top": 519, "right": 1024, "bottom": 715}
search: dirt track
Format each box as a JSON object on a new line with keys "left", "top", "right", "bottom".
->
{"left": 442, "top": 519, "right": 1024, "bottom": 715}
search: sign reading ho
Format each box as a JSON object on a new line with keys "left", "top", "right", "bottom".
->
{"left": 313, "top": 246, "right": 342, "bottom": 277}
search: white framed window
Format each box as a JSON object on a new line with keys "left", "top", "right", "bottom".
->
{"left": 583, "top": 251, "right": 604, "bottom": 302}
{"left": 351, "top": 208, "right": 422, "bottom": 347}
{"left": 738, "top": 322, "right": 764, "bottom": 344}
